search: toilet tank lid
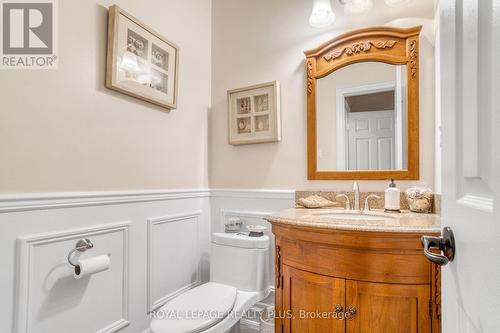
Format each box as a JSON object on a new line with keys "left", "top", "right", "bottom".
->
{"left": 212, "top": 232, "right": 269, "bottom": 249}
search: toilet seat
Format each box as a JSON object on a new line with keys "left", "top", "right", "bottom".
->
{"left": 150, "top": 282, "right": 237, "bottom": 333}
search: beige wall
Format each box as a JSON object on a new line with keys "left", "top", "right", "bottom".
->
{"left": 0, "top": 0, "right": 438, "bottom": 193}
{"left": 210, "top": 0, "right": 436, "bottom": 191}
{"left": 0, "top": 0, "right": 211, "bottom": 192}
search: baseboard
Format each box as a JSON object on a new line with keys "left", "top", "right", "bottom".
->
{"left": 240, "top": 318, "right": 260, "bottom": 330}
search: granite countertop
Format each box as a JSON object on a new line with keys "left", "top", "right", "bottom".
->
{"left": 266, "top": 208, "right": 441, "bottom": 233}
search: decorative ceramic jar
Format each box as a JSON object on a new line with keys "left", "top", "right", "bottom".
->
{"left": 405, "top": 185, "right": 434, "bottom": 213}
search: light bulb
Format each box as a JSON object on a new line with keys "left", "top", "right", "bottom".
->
{"left": 309, "top": 0, "right": 336, "bottom": 28}
{"left": 384, "top": 0, "right": 412, "bottom": 7}
{"left": 344, "top": 0, "right": 373, "bottom": 15}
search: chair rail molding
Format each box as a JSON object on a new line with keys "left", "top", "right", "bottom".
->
{"left": 210, "top": 188, "right": 295, "bottom": 200}
{"left": 0, "top": 189, "right": 211, "bottom": 213}
{"left": 220, "top": 209, "right": 272, "bottom": 220}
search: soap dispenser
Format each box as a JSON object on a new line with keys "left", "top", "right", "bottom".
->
{"left": 384, "top": 179, "right": 401, "bottom": 213}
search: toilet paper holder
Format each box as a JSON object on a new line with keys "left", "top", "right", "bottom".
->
{"left": 67, "top": 238, "right": 94, "bottom": 267}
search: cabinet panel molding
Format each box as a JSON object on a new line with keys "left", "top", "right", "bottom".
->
{"left": 346, "top": 280, "right": 430, "bottom": 333}
{"left": 283, "top": 265, "right": 345, "bottom": 333}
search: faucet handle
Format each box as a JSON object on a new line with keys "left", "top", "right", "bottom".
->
{"left": 364, "top": 194, "right": 381, "bottom": 211}
{"left": 353, "top": 181, "right": 359, "bottom": 191}
{"left": 336, "top": 194, "right": 351, "bottom": 210}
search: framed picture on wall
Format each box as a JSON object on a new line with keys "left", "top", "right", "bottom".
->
{"left": 227, "top": 81, "right": 281, "bottom": 145}
{"left": 106, "top": 5, "right": 179, "bottom": 110}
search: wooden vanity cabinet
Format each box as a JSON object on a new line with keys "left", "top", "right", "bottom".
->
{"left": 273, "top": 224, "right": 441, "bottom": 333}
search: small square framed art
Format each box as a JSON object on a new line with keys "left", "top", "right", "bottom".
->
{"left": 227, "top": 81, "right": 281, "bottom": 145}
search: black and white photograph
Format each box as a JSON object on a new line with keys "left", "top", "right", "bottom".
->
{"left": 127, "top": 29, "right": 148, "bottom": 60}
{"left": 122, "top": 58, "right": 149, "bottom": 84}
{"left": 150, "top": 68, "right": 168, "bottom": 94}
{"left": 151, "top": 43, "right": 169, "bottom": 70}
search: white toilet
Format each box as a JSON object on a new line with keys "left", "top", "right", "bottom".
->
{"left": 150, "top": 232, "right": 270, "bottom": 333}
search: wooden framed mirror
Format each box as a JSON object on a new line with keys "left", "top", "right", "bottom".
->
{"left": 305, "top": 26, "right": 421, "bottom": 180}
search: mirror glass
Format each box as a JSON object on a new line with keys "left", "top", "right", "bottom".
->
{"left": 316, "top": 62, "right": 408, "bottom": 171}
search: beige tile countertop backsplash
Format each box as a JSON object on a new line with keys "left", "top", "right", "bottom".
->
{"left": 296, "top": 191, "right": 441, "bottom": 215}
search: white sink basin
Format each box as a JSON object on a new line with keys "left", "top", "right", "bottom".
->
{"left": 312, "top": 213, "right": 387, "bottom": 221}
{"left": 305, "top": 210, "right": 398, "bottom": 225}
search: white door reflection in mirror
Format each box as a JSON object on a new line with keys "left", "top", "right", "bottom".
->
{"left": 316, "top": 62, "right": 407, "bottom": 171}
{"left": 347, "top": 110, "right": 395, "bottom": 170}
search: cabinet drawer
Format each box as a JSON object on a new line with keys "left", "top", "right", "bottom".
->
{"left": 280, "top": 238, "right": 431, "bottom": 284}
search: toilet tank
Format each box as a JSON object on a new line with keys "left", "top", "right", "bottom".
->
{"left": 210, "top": 233, "right": 270, "bottom": 293}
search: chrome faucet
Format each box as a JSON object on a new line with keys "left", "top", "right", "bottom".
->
{"left": 337, "top": 182, "right": 380, "bottom": 212}
{"left": 364, "top": 194, "right": 381, "bottom": 211}
{"left": 335, "top": 193, "right": 351, "bottom": 210}
{"left": 353, "top": 181, "right": 360, "bottom": 211}
{"left": 336, "top": 182, "right": 361, "bottom": 211}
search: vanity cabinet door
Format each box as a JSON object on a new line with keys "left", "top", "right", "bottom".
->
{"left": 345, "top": 280, "right": 431, "bottom": 333}
{"left": 282, "top": 265, "right": 345, "bottom": 333}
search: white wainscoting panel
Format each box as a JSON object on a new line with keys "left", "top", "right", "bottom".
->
{"left": 0, "top": 190, "right": 211, "bottom": 213}
{"left": 147, "top": 212, "right": 201, "bottom": 312}
{"left": 0, "top": 189, "right": 210, "bottom": 333}
{"left": 15, "top": 222, "right": 130, "bottom": 333}
{"left": 0, "top": 189, "right": 291, "bottom": 333}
